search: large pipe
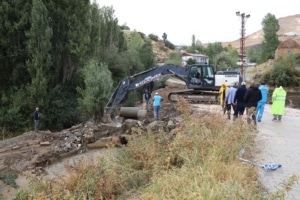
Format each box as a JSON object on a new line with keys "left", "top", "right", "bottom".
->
{"left": 119, "top": 107, "right": 147, "bottom": 119}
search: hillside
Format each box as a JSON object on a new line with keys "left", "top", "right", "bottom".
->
{"left": 151, "top": 40, "right": 175, "bottom": 63}
{"left": 222, "top": 14, "right": 300, "bottom": 49}
{"left": 125, "top": 14, "right": 300, "bottom": 67}
{"left": 149, "top": 14, "right": 300, "bottom": 63}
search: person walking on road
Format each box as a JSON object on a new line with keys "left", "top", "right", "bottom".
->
{"left": 233, "top": 82, "right": 247, "bottom": 120}
{"left": 153, "top": 92, "right": 163, "bottom": 120}
{"left": 219, "top": 82, "right": 229, "bottom": 112}
{"left": 271, "top": 82, "right": 287, "bottom": 122}
{"left": 244, "top": 81, "right": 262, "bottom": 126}
{"left": 256, "top": 81, "right": 269, "bottom": 122}
{"left": 34, "top": 107, "right": 40, "bottom": 132}
{"left": 225, "top": 84, "right": 237, "bottom": 119}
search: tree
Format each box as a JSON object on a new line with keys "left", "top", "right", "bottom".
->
{"left": 187, "top": 58, "right": 196, "bottom": 65}
{"left": 191, "top": 34, "right": 196, "bottom": 53}
{"left": 247, "top": 48, "right": 261, "bottom": 63}
{"left": 260, "top": 13, "right": 280, "bottom": 62}
{"left": 0, "top": 0, "right": 31, "bottom": 91}
{"left": 26, "top": 0, "right": 53, "bottom": 107}
{"left": 214, "top": 52, "right": 238, "bottom": 71}
{"left": 77, "top": 60, "right": 113, "bottom": 120}
{"left": 205, "top": 42, "right": 225, "bottom": 64}
{"left": 165, "top": 52, "right": 182, "bottom": 66}
{"left": 138, "top": 40, "right": 156, "bottom": 68}
{"left": 224, "top": 44, "right": 239, "bottom": 59}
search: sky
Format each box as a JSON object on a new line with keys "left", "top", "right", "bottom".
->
{"left": 94, "top": 0, "right": 300, "bottom": 45}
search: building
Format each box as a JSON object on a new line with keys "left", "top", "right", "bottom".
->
{"left": 182, "top": 53, "right": 209, "bottom": 66}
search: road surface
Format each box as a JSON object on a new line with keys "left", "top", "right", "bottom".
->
{"left": 255, "top": 104, "right": 300, "bottom": 199}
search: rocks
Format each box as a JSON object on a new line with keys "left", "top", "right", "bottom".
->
{"left": 0, "top": 94, "right": 182, "bottom": 177}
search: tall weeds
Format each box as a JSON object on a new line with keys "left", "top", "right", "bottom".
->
{"left": 15, "top": 99, "right": 298, "bottom": 199}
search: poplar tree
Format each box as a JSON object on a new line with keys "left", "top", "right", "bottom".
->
{"left": 77, "top": 60, "right": 113, "bottom": 120}
{"left": 261, "top": 13, "right": 280, "bottom": 62}
{"left": 26, "top": 0, "right": 52, "bottom": 107}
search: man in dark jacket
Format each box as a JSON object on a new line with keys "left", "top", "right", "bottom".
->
{"left": 34, "top": 107, "right": 40, "bottom": 132}
{"left": 233, "top": 82, "right": 247, "bottom": 120}
{"left": 144, "top": 89, "right": 151, "bottom": 110}
{"left": 244, "top": 81, "right": 262, "bottom": 125}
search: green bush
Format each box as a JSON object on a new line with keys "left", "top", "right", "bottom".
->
{"left": 263, "top": 54, "right": 300, "bottom": 86}
{"left": 164, "top": 40, "right": 175, "bottom": 50}
{"left": 148, "top": 34, "right": 158, "bottom": 41}
{"left": 0, "top": 172, "right": 18, "bottom": 188}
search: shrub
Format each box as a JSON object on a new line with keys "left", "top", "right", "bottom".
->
{"left": 14, "top": 100, "right": 297, "bottom": 199}
{"left": 263, "top": 54, "right": 300, "bottom": 87}
{"left": 0, "top": 171, "right": 18, "bottom": 188}
{"left": 148, "top": 34, "right": 158, "bottom": 41}
{"left": 164, "top": 40, "right": 175, "bottom": 50}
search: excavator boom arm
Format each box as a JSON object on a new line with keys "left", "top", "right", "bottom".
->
{"left": 105, "top": 64, "right": 188, "bottom": 113}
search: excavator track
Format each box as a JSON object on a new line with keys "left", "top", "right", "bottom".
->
{"left": 168, "top": 89, "right": 219, "bottom": 104}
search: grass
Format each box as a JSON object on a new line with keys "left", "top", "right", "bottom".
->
{"left": 0, "top": 171, "right": 18, "bottom": 188}
{"left": 14, "top": 99, "right": 298, "bottom": 199}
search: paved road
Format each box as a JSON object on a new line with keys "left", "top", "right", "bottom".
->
{"left": 255, "top": 104, "right": 300, "bottom": 199}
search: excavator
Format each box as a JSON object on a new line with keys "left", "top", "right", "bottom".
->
{"left": 105, "top": 64, "right": 243, "bottom": 118}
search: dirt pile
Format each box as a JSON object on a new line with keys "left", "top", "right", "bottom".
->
{"left": 0, "top": 85, "right": 184, "bottom": 175}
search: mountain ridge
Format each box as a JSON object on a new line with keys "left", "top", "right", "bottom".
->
{"left": 222, "top": 14, "right": 300, "bottom": 49}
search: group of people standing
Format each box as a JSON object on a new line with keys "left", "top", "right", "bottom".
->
{"left": 219, "top": 80, "right": 287, "bottom": 126}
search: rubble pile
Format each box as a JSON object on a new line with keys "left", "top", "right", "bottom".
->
{"left": 0, "top": 102, "right": 183, "bottom": 174}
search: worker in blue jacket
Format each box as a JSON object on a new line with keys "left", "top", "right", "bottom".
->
{"left": 256, "top": 81, "right": 269, "bottom": 122}
{"left": 153, "top": 92, "right": 163, "bottom": 120}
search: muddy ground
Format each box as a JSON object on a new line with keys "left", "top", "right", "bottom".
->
{"left": 0, "top": 81, "right": 186, "bottom": 199}
{"left": 1, "top": 80, "right": 300, "bottom": 199}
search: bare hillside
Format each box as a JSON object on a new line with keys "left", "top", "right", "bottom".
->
{"left": 222, "top": 14, "right": 300, "bottom": 48}
{"left": 151, "top": 40, "right": 175, "bottom": 63}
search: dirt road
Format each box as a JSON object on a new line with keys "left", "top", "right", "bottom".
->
{"left": 255, "top": 104, "right": 300, "bottom": 199}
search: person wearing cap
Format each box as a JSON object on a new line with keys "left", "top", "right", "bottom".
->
{"left": 256, "top": 81, "right": 269, "bottom": 122}
{"left": 153, "top": 92, "right": 163, "bottom": 120}
{"left": 271, "top": 82, "right": 286, "bottom": 122}
{"left": 233, "top": 81, "right": 247, "bottom": 119}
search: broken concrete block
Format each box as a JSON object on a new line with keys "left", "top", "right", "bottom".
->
{"left": 40, "top": 141, "right": 50, "bottom": 146}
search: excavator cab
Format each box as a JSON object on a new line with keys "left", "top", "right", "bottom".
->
{"left": 186, "top": 64, "right": 216, "bottom": 90}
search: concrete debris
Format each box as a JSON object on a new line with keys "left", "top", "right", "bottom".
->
{"left": 40, "top": 141, "right": 50, "bottom": 146}
{"left": 0, "top": 102, "right": 182, "bottom": 174}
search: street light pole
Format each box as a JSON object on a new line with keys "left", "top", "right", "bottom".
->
{"left": 236, "top": 11, "right": 250, "bottom": 79}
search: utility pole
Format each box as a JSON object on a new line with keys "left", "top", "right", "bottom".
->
{"left": 236, "top": 11, "right": 250, "bottom": 78}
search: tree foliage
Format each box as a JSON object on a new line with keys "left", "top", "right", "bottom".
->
{"left": 26, "top": 0, "right": 52, "bottom": 108}
{"left": 77, "top": 61, "right": 113, "bottom": 120}
{"left": 0, "top": 0, "right": 140, "bottom": 132}
{"left": 262, "top": 54, "right": 300, "bottom": 87}
{"left": 165, "top": 52, "right": 182, "bottom": 66}
{"left": 138, "top": 40, "right": 156, "bottom": 68}
{"left": 214, "top": 52, "right": 238, "bottom": 71}
{"left": 205, "top": 42, "right": 225, "bottom": 64}
{"left": 261, "top": 13, "right": 280, "bottom": 62}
